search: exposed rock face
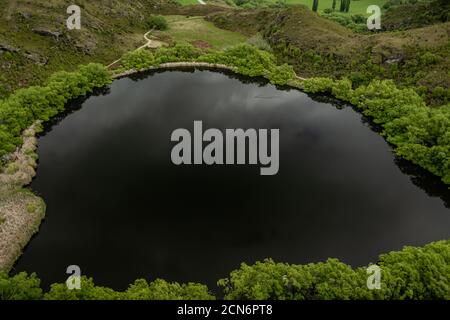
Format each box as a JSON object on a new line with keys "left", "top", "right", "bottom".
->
{"left": 0, "top": 43, "right": 20, "bottom": 53}
{"left": 32, "top": 28, "right": 62, "bottom": 40}
{"left": 18, "top": 11, "right": 32, "bottom": 20}
{"left": 74, "top": 40, "right": 97, "bottom": 55}
{"left": 384, "top": 55, "right": 404, "bottom": 65}
{"left": 24, "top": 52, "right": 48, "bottom": 65}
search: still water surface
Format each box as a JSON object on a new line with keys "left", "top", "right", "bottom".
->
{"left": 14, "top": 70, "right": 450, "bottom": 290}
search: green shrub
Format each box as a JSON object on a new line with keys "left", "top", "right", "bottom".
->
{"left": 0, "top": 63, "right": 111, "bottom": 158}
{"left": 0, "top": 272, "right": 43, "bottom": 300}
{"left": 219, "top": 240, "right": 450, "bottom": 300}
{"left": 44, "top": 276, "right": 120, "bottom": 300}
{"left": 378, "top": 240, "right": 450, "bottom": 299}
{"left": 44, "top": 276, "right": 214, "bottom": 300}
{"left": 1, "top": 240, "right": 449, "bottom": 300}
{"left": 146, "top": 15, "right": 168, "bottom": 31}
{"left": 124, "top": 278, "right": 215, "bottom": 300}
{"left": 154, "top": 43, "right": 202, "bottom": 64}
{"left": 420, "top": 52, "right": 441, "bottom": 65}
{"left": 121, "top": 49, "right": 155, "bottom": 70}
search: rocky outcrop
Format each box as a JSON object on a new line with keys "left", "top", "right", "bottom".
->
{"left": 32, "top": 28, "right": 62, "bottom": 40}
{"left": 0, "top": 43, "right": 19, "bottom": 53}
{"left": 24, "top": 52, "right": 48, "bottom": 65}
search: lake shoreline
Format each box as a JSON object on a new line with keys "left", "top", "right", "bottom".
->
{"left": 0, "top": 122, "right": 46, "bottom": 272}
{"left": 0, "top": 62, "right": 247, "bottom": 273}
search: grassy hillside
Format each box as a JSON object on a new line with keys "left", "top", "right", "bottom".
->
{"left": 157, "top": 15, "right": 247, "bottom": 49}
{"left": 383, "top": 0, "right": 450, "bottom": 30}
{"left": 0, "top": 0, "right": 183, "bottom": 99}
{"left": 207, "top": 6, "right": 450, "bottom": 105}
{"left": 272, "top": 0, "right": 387, "bottom": 14}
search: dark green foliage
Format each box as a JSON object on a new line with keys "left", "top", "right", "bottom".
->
{"left": 0, "top": 63, "right": 112, "bottom": 159}
{"left": 146, "top": 15, "right": 168, "bottom": 31}
{"left": 312, "top": 0, "right": 319, "bottom": 12}
{"left": 339, "top": 0, "right": 346, "bottom": 12}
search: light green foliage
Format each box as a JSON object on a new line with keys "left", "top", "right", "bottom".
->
{"left": 43, "top": 276, "right": 213, "bottom": 300}
{"left": 154, "top": 43, "right": 203, "bottom": 64}
{"left": 124, "top": 278, "right": 215, "bottom": 300}
{"left": 302, "top": 77, "right": 334, "bottom": 93}
{"left": 44, "top": 276, "right": 120, "bottom": 300}
{"left": 267, "top": 64, "right": 297, "bottom": 85}
{"left": 0, "top": 63, "right": 112, "bottom": 158}
{"left": 121, "top": 50, "right": 155, "bottom": 70}
{"left": 117, "top": 43, "right": 297, "bottom": 86}
{"left": 199, "top": 44, "right": 296, "bottom": 84}
{"left": 219, "top": 240, "right": 450, "bottom": 300}
{"left": 0, "top": 272, "right": 43, "bottom": 300}
{"left": 1, "top": 240, "right": 449, "bottom": 300}
{"left": 218, "top": 258, "right": 365, "bottom": 300}
{"left": 377, "top": 240, "right": 450, "bottom": 299}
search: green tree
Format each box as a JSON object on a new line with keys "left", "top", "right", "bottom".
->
{"left": 312, "top": 0, "right": 319, "bottom": 12}
{"left": 0, "top": 272, "right": 43, "bottom": 300}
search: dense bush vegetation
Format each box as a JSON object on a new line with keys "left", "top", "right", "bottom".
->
{"left": 0, "top": 64, "right": 112, "bottom": 159}
{"left": 146, "top": 15, "right": 169, "bottom": 31}
{"left": 117, "top": 43, "right": 296, "bottom": 86}
{"left": 320, "top": 12, "right": 367, "bottom": 32}
{"left": 1, "top": 240, "right": 448, "bottom": 300}
{"left": 219, "top": 240, "right": 450, "bottom": 300}
{"left": 302, "top": 77, "right": 450, "bottom": 185}
{"left": 0, "top": 274, "right": 214, "bottom": 300}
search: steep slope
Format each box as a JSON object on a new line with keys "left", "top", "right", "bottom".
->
{"left": 207, "top": 5, "right": 450, "bottom": 105}
{"left": 0, "top": 0, "right": 183, "bottom": 98}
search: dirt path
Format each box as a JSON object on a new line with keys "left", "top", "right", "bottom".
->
{"left": 107, "top": 29, "right": 166, "bottom": 69}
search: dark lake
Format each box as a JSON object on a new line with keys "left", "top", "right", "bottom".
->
{"left": 14, "top": 69, "right": 450, "bottom": 291}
